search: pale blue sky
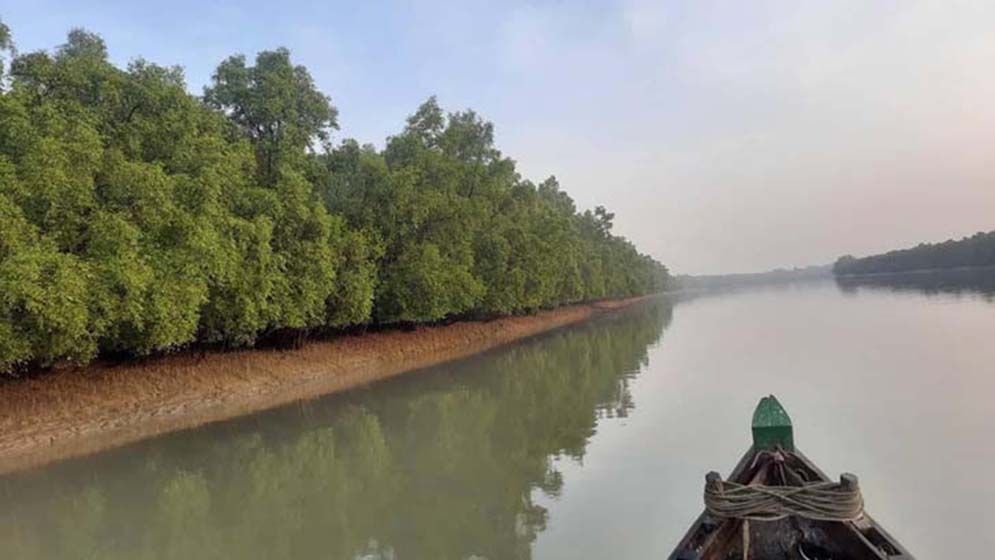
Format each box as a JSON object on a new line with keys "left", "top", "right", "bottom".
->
{"left": 3, "top": 1, "right": 995, "bottom": 273}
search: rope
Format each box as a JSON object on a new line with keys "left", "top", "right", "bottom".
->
{"left": 705, "top": 479, "right": 863, "bottom": 521}
{"left": 703, "top": 452, "right": 864, "bottom": 522}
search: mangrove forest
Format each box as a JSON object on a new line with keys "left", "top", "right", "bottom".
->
{"left": 833, "top": 231, "right": 995, "bottom": 276}
{"left": 0, "top": 24, "right": 668, "bottom": 374}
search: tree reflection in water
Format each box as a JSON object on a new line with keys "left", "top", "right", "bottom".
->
{"left": 0, "top": 298, "right": 672, "bottom": 560}
{"left": 834, "top": 267, "right": 995, "bottom": 302}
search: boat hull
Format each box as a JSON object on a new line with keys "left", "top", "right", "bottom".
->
{"left": 667, "top": 446, "right": 914, "bottom": 560}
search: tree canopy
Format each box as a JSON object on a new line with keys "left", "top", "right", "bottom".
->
{"left": 0, "top": 26, "right": 668, "bottom": 374}
{"left": 204, "top": 48, "right": 337, "bottom": 186}
{"left": 833, "top": 231, "right": 995, "bottom": 276}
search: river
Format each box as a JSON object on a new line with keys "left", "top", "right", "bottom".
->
{"left": 1, "top": 271, "right": 993, "bottom": 559}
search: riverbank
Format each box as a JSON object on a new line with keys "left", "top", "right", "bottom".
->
{"left": 0, "top": 296, "right": 653, "bottom": 474}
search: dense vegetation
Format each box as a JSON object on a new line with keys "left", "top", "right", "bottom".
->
{"left": 833, "top": 231, "right": 995, "bottom": 276}
{"left": 0, "top": 300, "right": 670, "bottom": 559}
{"left": 0, "top": 24, "right": 667, "bottom": 373}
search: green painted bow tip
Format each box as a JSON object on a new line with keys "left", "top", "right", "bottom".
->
{"left": 751, "top": 395, "right": 794, "bottom": 451}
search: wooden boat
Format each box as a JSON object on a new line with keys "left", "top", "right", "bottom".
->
{"left": 669, "top": 396, "right": 914, "bottom": 559}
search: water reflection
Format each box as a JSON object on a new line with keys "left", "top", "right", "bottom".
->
{"left": 0, "top": 299, "right": 672, "bottom": 560}
{"left": 834, "top": 267, "right": 995, "bottom": 301}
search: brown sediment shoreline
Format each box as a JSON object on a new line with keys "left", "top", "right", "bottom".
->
{"left": 0, "top": 296, "right": 652, "bottom": 475}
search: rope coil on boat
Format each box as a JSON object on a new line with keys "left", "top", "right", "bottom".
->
{"left": 703, "top": 450, "right": 864, "bottom": 522}
{"left": 705, "top": 479, "right": 864, "bottom": 521}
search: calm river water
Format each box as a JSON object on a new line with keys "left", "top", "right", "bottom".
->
{"left": 2, "top": 271, "right": 994, "bottom": 559}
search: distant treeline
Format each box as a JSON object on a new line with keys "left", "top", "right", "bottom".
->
{"left": 0, "top": 25, "right": 667, "bottom": 373}
{"left": 672, "top": 265, "right": 830, "bottom": 291}
{"left": 833, "top": 231, "right": 995, "bottom": 276}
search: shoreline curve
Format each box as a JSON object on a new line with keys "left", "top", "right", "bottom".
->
{"left": 0, "top": 295, "right": 655, "bottom": 475}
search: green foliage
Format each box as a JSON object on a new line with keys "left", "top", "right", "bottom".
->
{"left": 266, "top": 169, "right": 338, "bottom": 330}
{"left": 204, "top": 48, "right": 337, "bottom": 186}
{"left": 325, "top": 225, "right": 379, "bottom": 327}
{"left": 0, "top": 242, "right": 95, "bottom": 367}
{"left": 834, "top": 231, "right": 995, "bottom": 275}
{"left": 0, "top": 25, "right": 667, "bottom": 373}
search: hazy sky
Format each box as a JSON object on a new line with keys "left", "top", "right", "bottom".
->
{"left": 3, "top": 1, "right": 994, "bottom": 274}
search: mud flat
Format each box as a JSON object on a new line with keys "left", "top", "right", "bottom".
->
{"left": 0, "top": 296, "right": 653, "bottom": 474}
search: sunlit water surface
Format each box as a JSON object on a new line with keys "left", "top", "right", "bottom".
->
{"left": 2, "top": 271, "right": 993, "bottom": 559}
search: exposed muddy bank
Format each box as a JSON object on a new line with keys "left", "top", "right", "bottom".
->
{"left": 0, "top": 296, "right": 655, "bottom": 474}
